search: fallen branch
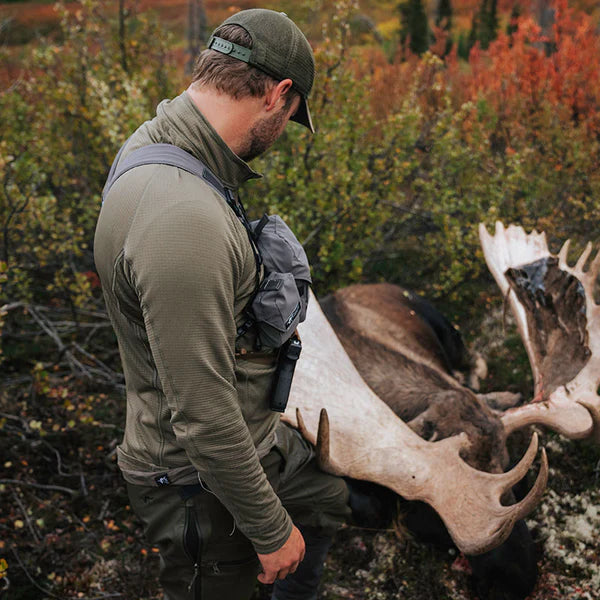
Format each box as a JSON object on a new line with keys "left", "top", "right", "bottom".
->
{"left": 0, "top": 479, "right": 78, "bottom": 497}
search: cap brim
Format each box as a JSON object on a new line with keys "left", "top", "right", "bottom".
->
{"left": 290, "top": 96, "right": 314, "bottom": 133}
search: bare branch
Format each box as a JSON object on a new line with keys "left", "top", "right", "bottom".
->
{"left": 11, "top": 487, "right": 41, "bottom": 543}
{"left": 0, "top": 479, "right": 78, "bottom": 496}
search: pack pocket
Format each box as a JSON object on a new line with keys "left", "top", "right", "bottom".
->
{"left": 251, "top": 271, "right": 302, "bottom": 348}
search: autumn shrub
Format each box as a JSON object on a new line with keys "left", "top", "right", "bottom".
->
{"left": 251, "top": 3, "right": 397, "bottom": 292}
{"left": 0, "top": 2, "right": 177, "bottom": 594}
{"left": 0, "top": 0, "right": 178, "bottom": 367}
{"left": 444, "top": 0, "right": 600, "bottom": 244}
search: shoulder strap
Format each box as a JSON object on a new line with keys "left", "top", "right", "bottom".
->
{"left": 102, "top": 143, "right": 229, "bottom": 203}
{"left": 102, "top": 142, "right": 263, "bottom": 316}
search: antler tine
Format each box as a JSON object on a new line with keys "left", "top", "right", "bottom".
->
{"left": 314, "top": 408, "right": 344, "bottom": 476}
{"left": 493, "top": 432, "right": 540, "bottom": 494}
{"left": 465, "top": 459, "right": 546, "bottom": 556}
{"left": 575, "top": 241, "right": 593, "bottom": 273}
{"left": 494, "top": 220, "right": 506, "bottom": 237}
{"left": 503, "top": 447, "right": 548, "bottom": 522}
{"left": 294, "top": 407, "right": 340, "bottom": 474}
{"left": 577, "top": 398, "right": 600, "bottom": 444}
{"left": 295, "top": 407, "right": 310, "bottom": 440}
{"left": 435, "top": 436, "right": 548, "bottom": 555}
{"left": 557, "top": 238, "right": 571, "bottom": 268}
{"left": 316, "top": 408, "right": 330, "bottom": 468}
{"left": 587, "top": 249, "right": 600, "bottom": 285}
{"left": 501, "top": 397, "right": 594, "bottom": 438}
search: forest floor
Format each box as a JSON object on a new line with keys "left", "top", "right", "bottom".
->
{"left": 1, "top": 306, "right": 599, "bottom": 599}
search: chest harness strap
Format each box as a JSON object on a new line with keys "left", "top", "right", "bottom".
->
{"left": 102, "top": 143, "right": 263, "bottom": 290}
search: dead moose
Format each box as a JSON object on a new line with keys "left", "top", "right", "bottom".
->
{"left": 283, "top": 222, "right": 599, "bottom": 599}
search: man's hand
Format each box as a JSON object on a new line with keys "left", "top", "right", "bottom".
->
{"left": 256, "top": 525, "right": 305, "bottom": 583}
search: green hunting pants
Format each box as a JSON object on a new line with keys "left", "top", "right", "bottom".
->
{"left": 127, "top": 424, "right": 350, "bottom": 600}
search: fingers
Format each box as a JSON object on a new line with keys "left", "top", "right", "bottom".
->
{"left": 288, "top": 560, "right": 300, "bottom": 575}
{"left": 256, "top": 524, "right": 306, "bottom": 583}
{"left": 257, "top": 560, "right": 300, "bottom": 584}
{"left": 257, "top": 569, "right": 277, "bottom": 585}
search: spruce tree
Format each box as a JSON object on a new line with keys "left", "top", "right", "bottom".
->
{"left": 507, "top": 4, "right": 521, "bottom": 37}
{"left": 457, "top": 30, "right": 470, "bottom": 59}
{"left": 468, "top": 0, "right": 498, "bottom": 51}
{"left": 436, "top": 0, "right": 453, "bottom": 31}
{"left": 399, "top": 0, "right": 430, "bottom": 55}
{"left": 435, "top": 0, "right": 453, "bottom": 56}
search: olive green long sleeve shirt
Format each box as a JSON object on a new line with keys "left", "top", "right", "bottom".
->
{"left": 94, "top": 92, "right": 292, "bottom": 553}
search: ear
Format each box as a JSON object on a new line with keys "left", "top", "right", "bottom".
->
{"left": 264, "top": 78, "right": 294, "bottom": 112}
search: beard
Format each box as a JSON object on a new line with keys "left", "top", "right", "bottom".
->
{"left": 238, "top": 107, "right": 289, "bottom": 162}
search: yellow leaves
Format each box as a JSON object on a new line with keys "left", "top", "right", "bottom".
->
{"left": 377, "top": 17, "right": 400, "bottom": 42}
{"left": 0, "top": 558, "right": 7, "bottom": 579}
{"left": 14, "top": 520, "right": 24, "bottom": 529}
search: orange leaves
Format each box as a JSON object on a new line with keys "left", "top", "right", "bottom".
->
{"left": 452, "top": 0, "right": 600, "bottom": 137}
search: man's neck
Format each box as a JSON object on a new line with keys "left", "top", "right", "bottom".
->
{"left": 186, "top": 85, "right": 262, "bottom": 156}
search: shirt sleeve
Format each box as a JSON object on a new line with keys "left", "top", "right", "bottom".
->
{"left": 128, "top": 172, "right": 292, "bottom": 554}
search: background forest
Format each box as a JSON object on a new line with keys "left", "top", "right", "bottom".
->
{"left": 0, "top": 0, "right": 599, "bottom": 598}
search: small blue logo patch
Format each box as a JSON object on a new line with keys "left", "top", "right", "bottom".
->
{"left": 155, "top": 474, "right": 171, "bottom": 486}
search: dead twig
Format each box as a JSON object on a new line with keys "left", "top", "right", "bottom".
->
{"left": 98, "top": 498, "right": 111, "bottom": 521}
{"left": 10, "top": 487, "right": 41, "bottom": 543}
{"left": 9, "top": 546, "right": 64, "bottom": 600}
{"left": 0, "top": 479, "right": 78, "bottom": 497}
{"left": 24, "top": 306, "right": 124, "bottom": 389}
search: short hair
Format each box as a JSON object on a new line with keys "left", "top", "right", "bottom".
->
{"left": 191, "top": 24, "right": 281, "bottom": 100}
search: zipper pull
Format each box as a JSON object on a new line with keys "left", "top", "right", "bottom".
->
{"left": 212, "top": 561, "right": 220, "bottom": 575}
{"left": 187, "top": 563, "right": 199, "bottom": 592}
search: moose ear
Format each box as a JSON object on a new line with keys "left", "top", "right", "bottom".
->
{"left": 479, "top": 222, "right": 600, "bottom": 441}
{"left": 284, "top": 288, "right": 547, "bottom": 556}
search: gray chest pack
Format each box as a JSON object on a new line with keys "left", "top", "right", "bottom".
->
{"left": 102, "top": 143, "right": 312, "bottom": 351}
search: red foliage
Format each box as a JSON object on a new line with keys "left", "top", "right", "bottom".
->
{"left": 83, "top": 271, "right": 101, "bottom": 289}
{"left": 447, "top": 0, "right": 600, "bottom": 135}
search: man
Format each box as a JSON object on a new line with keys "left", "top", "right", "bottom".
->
{"left": 94, "top": 8, "right": 349, "bottom": 600}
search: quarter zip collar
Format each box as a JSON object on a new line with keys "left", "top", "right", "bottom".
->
{"left": 148, "top": 91, "right": 262, "bottom": 190}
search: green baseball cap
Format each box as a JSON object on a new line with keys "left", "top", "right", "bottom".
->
{"left": 207, "top": 9, "right": 315, "bottom": 133}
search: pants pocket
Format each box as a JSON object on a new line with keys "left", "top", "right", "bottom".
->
{"left": 200, "top": 555, "right": 260, "bottom": 600}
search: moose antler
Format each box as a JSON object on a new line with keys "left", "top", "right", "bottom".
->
{"left": 479, "top": 222, "right": 600, "bottom": 441}
{"left": 284, "top": 290, "right": 548, "bottom": 556}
